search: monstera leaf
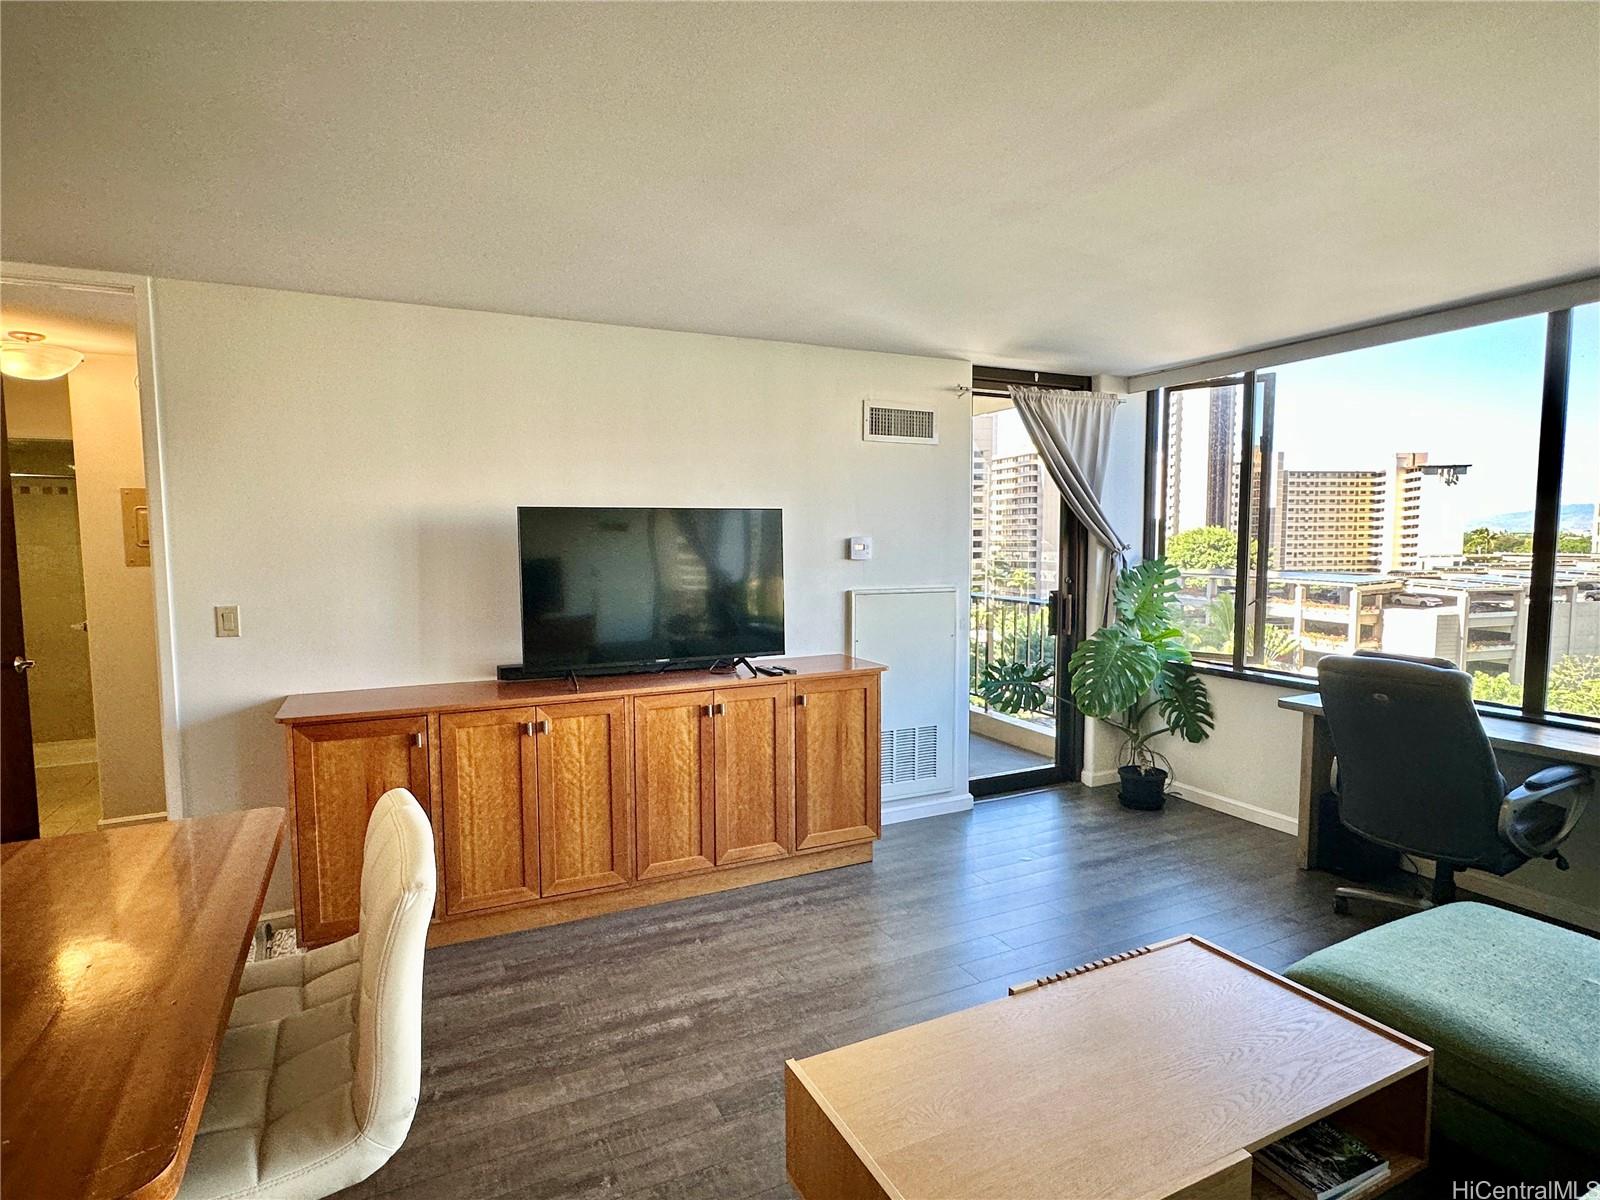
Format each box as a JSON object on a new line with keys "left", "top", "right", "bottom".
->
{"left": 1112, "top": 558, "right": 1182, "bottom": 637}
{"left": 1155, "top": 660, "right": 1215, "bottom": 743}
{"left": 1067, "top": 625, "right": 1160, "bottom": 720}
{"left": 979, "top": 659, "right": 1054, "bottom": 716}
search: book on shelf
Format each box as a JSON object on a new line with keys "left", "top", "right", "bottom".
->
{"left": 1255, "top": 1120, "right": 1390, "bottom": 1200}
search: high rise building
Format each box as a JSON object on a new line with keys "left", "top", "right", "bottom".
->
{"left": 1278, "top": 469, "right": 1387, "bottom": 571}
{"left": 971, "top": 413, "right": 995, "bottom": 575}
{"left": 1164, "top": 384, "right": 1241, "bottom": 535}
{"left": 1385, "top": 452, "right": 1470, "bottom": 572}
{"left": 986, "top": 452, "right": 1059, "bottom": 596}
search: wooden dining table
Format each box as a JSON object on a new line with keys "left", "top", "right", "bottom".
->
{"left": 1, "top": 808, "right": 283, "bottom": 1200}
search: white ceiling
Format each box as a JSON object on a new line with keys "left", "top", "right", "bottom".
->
{"left": 0, "top": 281, "right": 137, "bottom": 356}
{"left": 2, "top": 2, "right": 1596, "bottom": 377}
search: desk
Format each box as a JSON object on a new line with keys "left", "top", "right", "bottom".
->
{"left": 1, "top": 809, "right": 283, "bottom": 1200}
{"left": 1278, "top": 691, "right": 1599, "bottom": 870}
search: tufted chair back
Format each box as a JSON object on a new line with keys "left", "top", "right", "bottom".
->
{"left": 351, "top": 788, "right": 436, "bottom": 1149}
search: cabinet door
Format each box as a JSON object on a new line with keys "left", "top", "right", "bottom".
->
{"left": 438, "top": 707, "right": 540, "bottom": 915}
{"left": 634, "top": 690, "right": 716, "bottom": 880}
{"left": 794, "top": 674, "right": 879, "bottom": 850}
{"left": 713, "top": 682, "right": 794, "bottom": 866}
{"left": 290, "top": 715, "right": 432, "bottom": 946}
{"left": 535, "top": 699, "right": 632, "bottom": 896}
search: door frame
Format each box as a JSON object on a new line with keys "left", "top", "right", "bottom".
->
{"left": 2, "top": 260, "right": 184, "bottom": 823}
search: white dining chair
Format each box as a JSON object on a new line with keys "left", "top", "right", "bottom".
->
{"left": 179, "top": 788, "right": 436, "bottom": 1200}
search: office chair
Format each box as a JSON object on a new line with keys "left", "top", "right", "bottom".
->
{"left": 1317, "top": 652, "right": 1591, "bottom": 916}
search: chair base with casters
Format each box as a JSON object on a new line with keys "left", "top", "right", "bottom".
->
{"left": 1329, "top": 761, "right": 1590, "bottom": 919}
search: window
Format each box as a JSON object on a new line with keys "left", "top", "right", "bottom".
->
{"left": 1550, "top": 303, "right": 1599, "bottom": 718}
{"left": 1153, "top": 303, "right": 1599, "bottom": 726}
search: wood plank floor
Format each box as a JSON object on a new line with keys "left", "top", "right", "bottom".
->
{"left": 340, "top": 784, "right": 1406, "bottom": 1200}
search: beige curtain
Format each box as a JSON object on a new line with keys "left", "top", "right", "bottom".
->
{"left": 1008, "top": 386, "right": 1129, "bottom": 616}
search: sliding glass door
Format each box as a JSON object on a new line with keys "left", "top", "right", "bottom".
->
{"left": 967, "top": 378, "right": 1086, "bottom": 795}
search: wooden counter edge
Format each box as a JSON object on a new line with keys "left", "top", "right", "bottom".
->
{"left": 785, "top": 1059, "right": 903, "bottom": 1200}
{"left": 127, "top": 808, "right": 284, "bottom": 1200}
{"left": 275, "top": 656, "right": 887, "bottom": 725}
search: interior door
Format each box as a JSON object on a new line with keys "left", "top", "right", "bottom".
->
{"left": 1, "top": 392, "right": 41, "bottom": 842}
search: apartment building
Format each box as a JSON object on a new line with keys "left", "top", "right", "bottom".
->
{"left": 1387, "top": 452, "right": 1471, "bottom": 572}
{"left": 1278, "top": 470, "right": 1387, "bottom": 571}
{"left": 986, "top": 451, "right": 1060, "bottom": 595}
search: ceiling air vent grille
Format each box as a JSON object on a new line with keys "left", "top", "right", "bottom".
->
{"left": 881, "top": 725, "right": 939, "bottom": 784}
{"left": 863, "top": 400, "right": 938, "bottom": 445}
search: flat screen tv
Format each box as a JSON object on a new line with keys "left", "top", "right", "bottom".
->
{"left": 505, "top": 506, "right": 784, "bottom": 678}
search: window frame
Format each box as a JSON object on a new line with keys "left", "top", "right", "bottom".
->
{"left": 1146, "top": 308, "right": 1599, "bottom": 731}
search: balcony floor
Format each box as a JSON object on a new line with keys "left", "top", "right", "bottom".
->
{"left": 969, "top": 731, "right": 1053, "bottom": 778}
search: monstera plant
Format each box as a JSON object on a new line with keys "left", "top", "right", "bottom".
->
{"left": 1067, "top": 558, "right": 1215, "bottom": 810}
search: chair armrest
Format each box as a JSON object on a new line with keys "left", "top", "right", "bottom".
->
{"left": 1499, "top": 765, "right": 1592, "bottom": 858}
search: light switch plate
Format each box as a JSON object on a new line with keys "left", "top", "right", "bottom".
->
{"left": 848, "top": 536, "right": 873, "bottom": 561}
{"left": 214, "top": 605, "right": 241, "bottom": 638}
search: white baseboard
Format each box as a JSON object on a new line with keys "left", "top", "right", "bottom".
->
{"left": 35, "top": 738, "right": 97, "bottom": 768}
{"left": 1167, "top": 780, "right": 1299, "bottom": 836}
{"left": 1082, "top": 767, "right": 1120, "bottom": 787}
{"left": 96, "top": 810, "right": 167, "bottom": 831}
{"left": 882, "top": 791, "right": 974, "bottom": 825}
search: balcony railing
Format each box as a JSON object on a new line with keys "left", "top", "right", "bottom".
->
{"left": 969, "top": 592, "right": 1056, "bottom": 727}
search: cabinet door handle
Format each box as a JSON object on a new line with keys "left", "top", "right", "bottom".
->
{"left": 410, "top": 732, "right": 425, "bottom": 748}
{"left": 537, "top": 719, "right": 552, "bottom": 734}
{"left": 521, "top": 721, "right": 536, "bottom": 737}
{"left": 702, "top": 704, "right": 714, "bottom": 718}
{"left": 712, "top": 703, "right": 725, "bottom": 716}
{"left": 796, "top": 694, "right": 809, "bottom": 708}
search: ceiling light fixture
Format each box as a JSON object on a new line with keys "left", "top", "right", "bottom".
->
{"left": 1, "top": 330, "right": 86, "bottom": 381}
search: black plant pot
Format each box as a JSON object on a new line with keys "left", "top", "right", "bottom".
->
{"left": 1118, "top": 765, "right": 1169, "bottom": 811}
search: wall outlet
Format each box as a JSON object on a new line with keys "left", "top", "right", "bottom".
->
{"left": 214, "top": 605, "right": 241, "bottom": 637}
{"left": 848, "top": 536, "right": 873, "bottom": 561}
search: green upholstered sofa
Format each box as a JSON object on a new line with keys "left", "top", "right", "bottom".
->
{"left": 1286, "top": 902, "right": 1600, "bottom": 1179}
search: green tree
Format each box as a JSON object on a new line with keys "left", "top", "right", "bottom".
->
{"left": 1473, "top": 656, "right": 1600, "bottom": 717}
{"left": 1166, "top": 526, "right": 1237, "bottom": 571}
{"left": 1188, "top": 593, "right": 1301, "bottom": 667}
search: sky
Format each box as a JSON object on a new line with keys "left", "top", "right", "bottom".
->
{"left": 1256, "top": 302, "right": 1598, "bottom": 525}
{"left": 982, "top": 303, "right": 1598, "bottom": 529}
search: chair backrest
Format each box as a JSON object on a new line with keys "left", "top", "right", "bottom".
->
{"left": 1317, "top": 653, "right": 1508, "bottom": 866}
{"left": 352, "top": 788, "right": 436, "bottom": 1148}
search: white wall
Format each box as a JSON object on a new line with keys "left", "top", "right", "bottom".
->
{"left": 148, "top": 280, "right": 972, "bottom": 912}
{"left": 68, "top": 354, "right": 167, "bottom": 820}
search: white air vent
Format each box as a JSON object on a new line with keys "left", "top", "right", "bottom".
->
{"left": 863, "top": 400, "right": 938, "bottom": 444}
{"left": 881, "top": 725, "right": 939, "bottom": 785}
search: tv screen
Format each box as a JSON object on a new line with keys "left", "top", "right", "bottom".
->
{"left": 515, "top": 506, "right": 784, "bottom": 674}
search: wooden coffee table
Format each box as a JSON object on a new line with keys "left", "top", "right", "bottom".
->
{"left": 786, "top": 935, "right": 1431, "bottom": 1200}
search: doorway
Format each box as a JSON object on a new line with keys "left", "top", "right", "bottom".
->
{"left": 967, "top": 367, "right": 1089, "bottom": 796}
{"left": 2, "top": 278, "right": 166, "bottom": 838}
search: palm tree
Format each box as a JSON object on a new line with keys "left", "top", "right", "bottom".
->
{"left": 1190, "top": 594, "right": 1301, "bottom": 667}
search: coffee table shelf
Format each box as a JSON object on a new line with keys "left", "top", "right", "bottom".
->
{"left": 786, "top": 936, "right": 1432, "bottom": 1200}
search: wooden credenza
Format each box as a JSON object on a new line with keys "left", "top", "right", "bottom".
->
{"left": 276, "top": 655, "right": 883, "bottom": 948}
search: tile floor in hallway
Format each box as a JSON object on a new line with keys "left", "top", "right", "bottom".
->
{"left": 36, "top": 761, "right": 103, "bottom": 837}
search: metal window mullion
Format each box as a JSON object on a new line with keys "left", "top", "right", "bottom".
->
{"left": 1251, "top": 374, "right": 1276, "bottom": 663}
{"left": 1143, "top": 390, "right": 1161, "bottom": 559}
{"left": 1231, "top": 372, "right": 1258, "bottom": 672}
{"left": 1522, "top": 309, "right": 1572, "bottom": 716}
